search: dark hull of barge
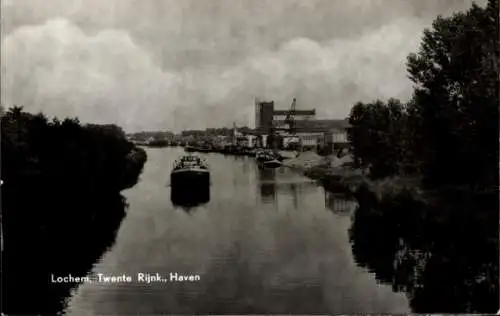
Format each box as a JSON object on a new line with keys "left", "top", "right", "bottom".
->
{"left": 171, "top": 185, "right": 210, "bottom": 207}
{"left": 170, "top": 170, "right": 210, "bottom": 191}
{"left": 170, "top": 170, "right": 210, "bottom": 207}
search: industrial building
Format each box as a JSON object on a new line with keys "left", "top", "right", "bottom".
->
{"left": 253, "top": 98, "right": 350, "bottom": 152}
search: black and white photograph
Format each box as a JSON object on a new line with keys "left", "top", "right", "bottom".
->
{"left": 1, "top": 0, "right": 499, "bottom": 314}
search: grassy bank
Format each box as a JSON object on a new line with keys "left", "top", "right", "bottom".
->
{"left": 282, "top": 151, "right": 425, "bottom": 202}
{"left": 282, "top": 152, "right": 403, "bottom": 197}
{"left": 1, "top": 107, "right": 148, "bottom": 315}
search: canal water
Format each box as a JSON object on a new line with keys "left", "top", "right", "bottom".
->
{"left": 64, "top": 147, "right": 409, "bottom": 314}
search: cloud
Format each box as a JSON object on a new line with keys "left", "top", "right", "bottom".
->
{"left": 3, "top": 16, "right": 426, "bottom": 132}
{"left": 2, "top": 18, "right": 177, "bottom": 131}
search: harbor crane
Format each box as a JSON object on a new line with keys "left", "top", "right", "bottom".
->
{"left": 284, "top": 97, "right": 301, "bottom": 151}
{"left": 284, "top": 97, "right": 297, "bottom": 135}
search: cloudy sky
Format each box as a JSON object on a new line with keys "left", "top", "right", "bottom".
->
{"left": 1, "top": 0, "right": 484, "bottom": 132}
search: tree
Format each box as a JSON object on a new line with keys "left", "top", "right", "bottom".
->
{"left": 348, "top": 99, "right": 407, "bottom": 179}
{"left": 405, "top": 0, "right": 499, "bottom": 191}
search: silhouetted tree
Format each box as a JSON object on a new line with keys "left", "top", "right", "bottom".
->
{"left": 1, "top": 107, "right": 148, "bottom": 315}
{"left": 347, "top": 0, "right": 498, "bottom": 191}
{"left": 406, "top": 0, "right": 498, "bottom": 191}
{"left": 347, "top": 99, "right": 406, "bottom": 179}
{"left": 346, "top": 1, "right": 499, "bottom": 312}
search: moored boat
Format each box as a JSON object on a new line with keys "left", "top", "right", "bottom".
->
{"left": 256, "top": 149, "right": 283, "bottom": 168}
{"left": 262, "top": 158, "right": 282, "bottom": 168}
{"left": 196, "top": 144, "right": 212, "bottom": 152}
{"left": 256, "top": 149, "right": 278, "bottom": 162}
{"left": 255, "top": 150, "right": 269, "bottom": 162}
{"left": 245, "top": 148, "right": 257, "bottom": 157}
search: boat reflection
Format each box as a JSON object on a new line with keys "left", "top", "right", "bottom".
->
{"left": 287, "top": 183, "right": 298, "bottom": 209}
{"left": 170, "top": 186, "right": 210, "bottom": 211}
{"left": 325, "top": 191, "right": 358, "bottom": 216}
{"left": 257, "top": 167, "right": 276, "bottom": 203}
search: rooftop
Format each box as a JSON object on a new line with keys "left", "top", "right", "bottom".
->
{"left": 276, "top": 119, "right": 350, "bottom": 132}
{"left": 249, "top": 118, "right": 350, "bottom": 134}
{"left": 273, "top": 109, "right": 316, "bottom": 116}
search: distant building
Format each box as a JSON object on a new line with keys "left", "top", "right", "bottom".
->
{"left": 234, "top": 135, "right": 258, "bottom": 148}
{"left": 294, "top": 119, "right": 350, "bottom": 151}
{"left": 296, "top": 132, "right": 323, "bottom": 150}
{"left": 253, "top": 98, "right": 350, "bottom": 151}
{"left": 254, "top": 99, "right": 315, "bottom": 133}
{"left": 255, "top": 100, "right": 275, "bottom": 133}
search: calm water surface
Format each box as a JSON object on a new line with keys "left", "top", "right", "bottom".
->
{"left": 64, "top": 147, "right": 409, "bottom": 314}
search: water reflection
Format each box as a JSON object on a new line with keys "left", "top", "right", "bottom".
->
{"left": 349, "top": 187, "right": 499, "bottom": 313}
{"left": 171, "top": 186, "right": 210, "bottom": 211}
{"left": 325, "top": 191, "right": 358, "bottom": 216}
{"left": 64, "top": 148, "right": 411, "bottom": 314}
{"left": 287, "top": 183, "right": 299, "bottom": 209}
{"left": 256, "top": 167, "right": 322, "bottom": 208}
{"left": 195, "top": 241, "right": 327, "bottom": 314}
{"left": 242, "top": 157, "right": 250, "bottom": 173}
{"left": 278, "top": 182, "right": 317, "bottom": 210}
{"left": 2, "top": 194, "right": 127, "bottom": 315}
{"left": 257, "top": 167, "right": 277, "bottom": 203}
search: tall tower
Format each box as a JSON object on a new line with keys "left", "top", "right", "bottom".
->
{"left": 254, "top": 99, "right": 274, "bottom": 133}
{"left": 254, "top": 97, "right": 260, "bottom": 130}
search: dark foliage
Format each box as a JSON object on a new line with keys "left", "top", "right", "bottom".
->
{"left": 1, "top": 107, "right": 148, "bottom": 315}
{"left": 405, "top": 0, "right": 499, "bottom": 191}
{"left": 347, "top": 98, "right": 407, "bottom": 179}
{"left": 146, "top": 139, "right": 169, "bottom": 147}
{"left": 347, "top": 0, "right": 499, "bottom": 190}
{"left": 346, "top": 1, "right": 499, "bottom": 313}
{"left": 350, "top": 187, "right": 498, "bottom": 313}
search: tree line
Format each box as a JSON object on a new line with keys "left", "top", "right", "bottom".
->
{"left": 1, "top": 106, "right": 147, "bottom": 193}
{"left": 1, "top": 106, "right": 148, "bottom": 315}
{"left": 347, "top": 0, "right": 498, "bottom": 194}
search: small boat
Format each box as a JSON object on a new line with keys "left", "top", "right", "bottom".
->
{"left": 245, "top": 148, "right": 257, "bottom": 157}
{"left": 185, "top": 146, "right": 196, "bottom": 152}
{"left": 256, "top": 149, "right": 280, "bottom": 163}
{"left": 170, "top": 155, "right": 210, "bottom": 191}
{"left": 196, "top": 145, "right": 212, "bottom": 153}
{"left": 262, "top": 158, "right": 282, "bottom": 168}
{"left": 255, "top": 150, "right": 271, "bottom": 162}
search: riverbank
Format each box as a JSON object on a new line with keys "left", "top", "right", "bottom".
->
{"left": 1, "top": 108, "right": 148, "bottom": 315}
{"left": 281, "top": 151, "right": 428, "bottom": 202}
{"left": 281, "top": 151, "right": 362, "bottom": 193}
{"left": 283, "top": 152, "right": 498, "bottom": 313}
